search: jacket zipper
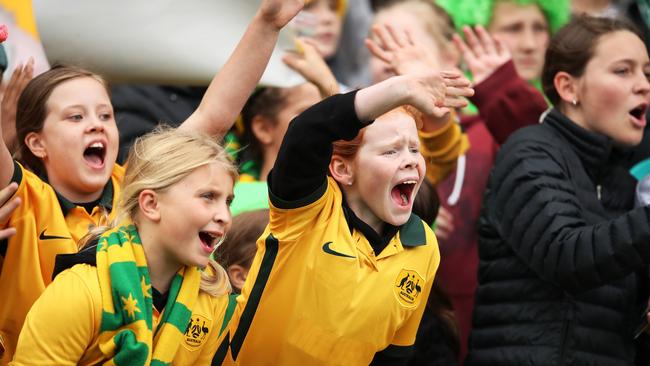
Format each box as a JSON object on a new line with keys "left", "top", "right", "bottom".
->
{"left": 559, "top": 305, "right": 574, "bottom": 365}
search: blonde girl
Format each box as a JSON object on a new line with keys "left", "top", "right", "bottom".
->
{"left": 11, "top": 127, "right": 237, "bottom": 365}
{"left": 0, "top": 0, "right": 304, "bottom": 362}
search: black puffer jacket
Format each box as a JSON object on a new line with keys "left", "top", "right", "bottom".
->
{"left": 466, "top": 109, "right": 650, "bottom": 366}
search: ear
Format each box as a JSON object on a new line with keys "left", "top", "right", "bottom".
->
{"left": 329, "top": 155, "right": 354, "bottom": 186}
{"left": 227, "top": 264, "right": 249, "bottom": 292}
{"left": 24, "top": 131, "right": 47, "bottom": 159}
{"left": 251, "top": 115, "right": 275, "bottom": 146}
{"left": 554, "top": 71, "right": 579, "bottom": 105}
{"left": 138, "top": 189, "right": 161, "bottom": 222}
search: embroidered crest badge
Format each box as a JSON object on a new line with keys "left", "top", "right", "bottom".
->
{"left": 394, "top": 269, "right": 425, "bottom": 308}
{"left": 183, "top": 314, "right": 212, "bottom": 351}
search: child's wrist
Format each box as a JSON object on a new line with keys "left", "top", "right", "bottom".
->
{"left": 252, "top": 11, "right": 283, "bottom": 33}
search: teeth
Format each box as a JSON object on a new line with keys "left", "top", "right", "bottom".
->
{"left": 402, "top": 180, "right": 417, "bottom": 185}
{"left": 400, "top": 193, "right": 408, "bottom": 204}
{"left": 90, "top": 142, "right": 104, "bottom": 149}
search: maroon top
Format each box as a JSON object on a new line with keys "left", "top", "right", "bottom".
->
{"left": 434, "top": 60, "right": 548, "bottom": 363}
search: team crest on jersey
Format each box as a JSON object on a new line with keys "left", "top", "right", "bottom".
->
{"left": 183, "top": 314, "right": 212, "bottom": 351}
{"left": 394, "top": 269, "right": 424, "bottom": 307}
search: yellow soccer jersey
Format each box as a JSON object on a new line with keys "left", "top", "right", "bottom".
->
{"left": 224, "top": 177, "right": 440, "bottom": 366}
{"left": 0, "top": 161, "right": 123, "bottom": 364}
{"left": 10, "top": 264, "right": 231, "bottom": 365}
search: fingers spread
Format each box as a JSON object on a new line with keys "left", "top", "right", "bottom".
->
{"left": 0, "top": 197, "right": 20, "bottom": 220}
{"left": 445, "top": 86, "right": 475, "bottom": 98}
{"left": 463, "top": 26, "right": 485, "bottom": 56}
{"left": 442, "top": 96, "right": 469, "bottom": 109}
{"left": 365, "top": 38, "right": 392, "bottom": 63}
{"left": 374, "top": 24, "right": 398, "bottom": 52}
{"left": 475, "top": 25, "right": 496, "bottom": 55}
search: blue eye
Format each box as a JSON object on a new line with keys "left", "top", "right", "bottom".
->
{"left": 68, "top": 114, "right": 83, "bottom": 121}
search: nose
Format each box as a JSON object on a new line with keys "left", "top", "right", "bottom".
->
{"left": 86, "top": 116, "right": 106, "bottom": 133}
{"left": 401, "top": 152, "right": 419, "bottom": 170}
{"left": 213, "top": 203, "right": 232, "bottom": 229}
{"left": 520, "top": 28, "right": 537, "bottom": 52}
{"left": 634, "top": 73, "right": 650, "bottom": 96}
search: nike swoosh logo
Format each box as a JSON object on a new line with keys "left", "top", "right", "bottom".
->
{"left": 39, "top": 229, "right": 71, "bottom": 241}
{"left": 322, "top": 242, "right": 356, "bottom": 259}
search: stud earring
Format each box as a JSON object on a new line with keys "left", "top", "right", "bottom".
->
{"left": 572, "top": 98, "right": 578, "bottom": 106}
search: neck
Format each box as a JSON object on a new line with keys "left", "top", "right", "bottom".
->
{"left": 562, "top": 105, "right": 592, "bottom": 133}
{"left": 49, "top": 179, "right": 103, "bottom": 203}
{"left": 259, "top": 159, "right": 274, "bottom": 182}
{"left": 344, "top": 189, "right": 384, "bottom": 234}
{"left": 138, "top": 221, "right": 181, "bottom": 294}
{"left": 259, "top": 149, "right": 278, "bottom": 182}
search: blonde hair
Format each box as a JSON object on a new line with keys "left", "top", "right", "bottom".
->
{"left": 81, "top": 126, "right": 238, "bottom": 296}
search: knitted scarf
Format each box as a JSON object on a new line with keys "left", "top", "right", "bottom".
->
{"left": 96, "top": 221, "right": 201, "bottom": 365}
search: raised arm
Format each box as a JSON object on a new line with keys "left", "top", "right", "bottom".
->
{"left": 270, "top": 71, "right": 472, "bottom": 202}
{"left": 454, "top": 26, "right": 547, "bottom": 144}
{"left": 283, "top": 38, "right": 340, "bottom": 98}
{"left": 2, "top": 59, "right": 34, "bottom": 156}
{"left": 1, "top": 60, "right": 36, "bottom": 187}
{"left": 179, "top": 0, "right": 304, "bottom": 136}
{"left": 366, "top": 24, "right": 471, "bottom": 184}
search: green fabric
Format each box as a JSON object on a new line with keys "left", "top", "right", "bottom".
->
{"left": 230, "top": 181, "right": 269, "bottom": 216}
{"left": 437, "top": 0, "right": 570, "bottom": 34}
{"left": 96, "top": 221, "right": 201, "bottom": 365}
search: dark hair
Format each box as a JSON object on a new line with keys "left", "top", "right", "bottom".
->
{"left": 542, "top": 15, "right": 643, "bottom": 107}
{"left": 16, "top": 64, "right": 110, "bottom": 176}
{"left": 216, "top": 209, "right": 269, "bottom": 289}
{"left": 411, "top": 177, "right": 440, "bottom": 225}
{"left": 240, "top": 87, "right": 288, "bottom": 167}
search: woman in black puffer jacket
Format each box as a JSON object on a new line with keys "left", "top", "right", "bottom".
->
{"left": 466, "top": 15, "right": 650, "bottom": 366}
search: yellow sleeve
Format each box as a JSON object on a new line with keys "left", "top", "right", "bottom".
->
{"left": 10, "top": 267, "right": 97, "bottom": 365}
{"left": 419, "top": 119, "right": 469, "bottom": 186}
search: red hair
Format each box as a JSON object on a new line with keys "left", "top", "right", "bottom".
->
{"left": 331, "top": 106, "right": 422, "bottom": 159}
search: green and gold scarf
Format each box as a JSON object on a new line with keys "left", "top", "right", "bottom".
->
{"left": 96, "top": 221, "right": 201, "bottom": 365}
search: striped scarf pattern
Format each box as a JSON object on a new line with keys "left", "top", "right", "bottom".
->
{"left": 96, "top": 222, "right": 201, "bottom": 365}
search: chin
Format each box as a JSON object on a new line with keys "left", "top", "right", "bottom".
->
{"left": 617, "top": 134, "right": 644, "bottom": 147}
{"left": 188, "top": 257, "right": 210, "bottom": 269}
{"left": 385, "top": 212, "right": 411, "bottom": 227}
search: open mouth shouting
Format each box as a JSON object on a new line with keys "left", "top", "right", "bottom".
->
{"left": 83, "top": 140, "right": 107, "bottom": 170}
{"left": 629, "top": 103, "right": 648, "bottom": 128}
{"left": 391, "top": 179, "right": 418, "bottom": 208}
{"left": 198, "top": 230, "right": 224, "bottom": 255}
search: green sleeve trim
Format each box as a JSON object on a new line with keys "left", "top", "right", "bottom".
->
{"left": 230, "top": 234, "right": 279, "bottom": 359}
{"left": 219, "top": 294, "right": 238, "bottom": 336}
